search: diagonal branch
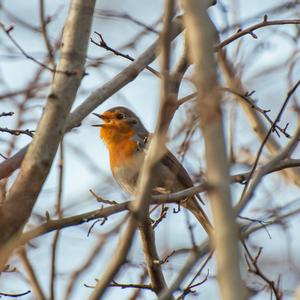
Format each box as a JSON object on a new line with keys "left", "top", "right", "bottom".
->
{"left": 0, "top": 0, "right": 96, "bottom": 267}
{"left": 18, "top": 247, "right": 46, "bottom": 300}
{"left": 218, "top": 49, "right": 300, "bottom": 186}
{"left": 216, "top": 17, "right": 300, "bottom": 50}
{"left": 0, "top": 16, "right": 184, "bottom": 181}
{"left": 87, "top": 9, "right": 182, "bottom": 300}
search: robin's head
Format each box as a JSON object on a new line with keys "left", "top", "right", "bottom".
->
{"left": 93, "top": 107, "right": 147, "bottom": 145}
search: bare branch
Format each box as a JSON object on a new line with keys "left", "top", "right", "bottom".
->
{"left": 0, "top": 23, "right": 68, "bottom": 75}
{"left": 0, "top": 16, "right": 184, "bottom": 181}
{"left": 91, "top": 32, "right": 160, "bottom": 77}
{"left": 18, "top": 247, "right": 46, "bottom": 300}
{"left": 218, "top": 49, "right": 300, "bottom": 186}
{"left": 0, "top": 112, "right": 14, "bottom": 117}
{"left": 216, "top": 17, "right": 300, "bottom": 50}
{"left": 0, "top": 0, "right": 96, "bottom": 267}
{"left": 0, "top": 127, "right": 34, "bottom": 137}
{"left": 0, "top": 290, "right": 31, "bottom": 298}
{"left": 242, "top": 241, "right": 282, "bottom": 299}
{"left": 183, "top": 1, "right": 245, "bottom": 299}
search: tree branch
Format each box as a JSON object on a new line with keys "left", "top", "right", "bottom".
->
{"left": 0, "top": 16, "right": 184, "bottom": 181}
{"left": 0, "top": 0, "right": 96, "bottom": 267}
{"left": 182, "top": 1, "right": 246, "bottom": 299}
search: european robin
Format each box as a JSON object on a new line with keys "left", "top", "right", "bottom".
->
{"left": 93, "top": 107, "right": 213, "bottom": 235}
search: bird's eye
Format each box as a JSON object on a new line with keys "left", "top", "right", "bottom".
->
{"left": 116, "top": 113, "right": 126, "bottom": 120}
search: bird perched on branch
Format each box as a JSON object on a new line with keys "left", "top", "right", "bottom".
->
{"left": 93, "top": 106, "right": 213, "bottom": 235}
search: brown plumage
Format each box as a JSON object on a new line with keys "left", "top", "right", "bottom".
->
{"left": 93, "top": 107, "right": 213, "bottom": 235}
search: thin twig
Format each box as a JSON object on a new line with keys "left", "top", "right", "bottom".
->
{"left": 239, "top": 80, "right": 300, "bottom": 209}
{"left": 18, "top": 247, "right": 45, "bottom": 300}
{"left": 216, "top": 17, "right": 300, "bottom": 50}
{"left": 1, "top": 157, "right": 300, "bottom": 258}
{"left": 242, "top": 241, "right": 282, "bottom": 299}
{"left": 89, "top": 189, "right": 119, "bottom": 205}
{"left": 95, "top": 9, "right": 159, "bottom": 34}
{"left": 0, "top": 290, "right": 31, "bottom": 298}
{"left": 50, "top": 142, "right": 64, "bottom": 300}
{"left": 109, "top": 281, "right": 152, "bottom": 290}
{"left": 178, "top": 251, "right": 213, "bottom": 300}
{"left": 91, "top": 32, "right": 160, "bottom": 77}
{"left": 0, "top": 127, "right": 34, "bottom": 137}
{"left": 223, "top": 88, "right": 291, "bottom": 138}
{"left": 0, "top": 22, "right": 75, "bottom": 75}
{"left": 0, "top": 112, "right": 14, "bottom": 118}
{"left": 64, "top": 217, "right": 126, "bottom": 300}
{"left": 39, "top": 0, "right": 55, "bottom": 65}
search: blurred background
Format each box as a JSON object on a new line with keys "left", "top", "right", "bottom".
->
{"left": 1, "top": 0, "right": 300, "bottom": 299}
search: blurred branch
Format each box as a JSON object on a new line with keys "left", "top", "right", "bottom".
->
{"left": 50, "top": 142, "right": 64, "bottom": 300}
{"left": 219, "top": 1, "right": 300, "bottom": 34}
{"left": 0, "top": 83, "right": 49, "bottom": 101}
{"left": 218, "top": 49, "right": 300, "bottom": 186}
{"left": 0, "top": 290, "right": 31, "bottom": 298}
{"left": 64, "top": 217, "right": 125, "bottom": 300}
{"left": 0, "top": 16, "right": 184, "bottom": 181}
{"left": 0, "top": 156, "right": 299, "bottom": 254}
{"left": 0, "top": 146, "right": 28, "bottom": 178}
{"left": 236, "top": 120, "right": 300, "bottom": 214}
{"left": 242, "top": 242, "right": 282, "bottom": 300}
{"left": 0, "top": 0, "right": 96, "bottom": 267}
{"left": 136, "top": 0, "right": 175, "bottom": 296}
{"left": 87, "top": 6, "right": 181, "bottom": 300}
{"left": 95, "top": 9, "right": 159, "bottom": 34}
{"left": 182, "top": 1, "right": 245, "bottom": 299}
{"left": 0, "top": 23, "right": 67, "bottom": 74}
{"left": 0, "top": 127, "right": 34, "bottom": 137}
{"left": 127, "top": 270, "right": 148, "bottom": 300}
{"left": 18, "top": 247, "right": 45, "bottom": 300}
{"left": 39, "top": 0, "right": 55, "bottom": 65}
{"left": 0, "top": 112, "right": 14, "bottom": 117}
{"left": 216, "top": 16, "right": 300, "bottom": 50}
{"left": 223, "top": 88, "right": 291, "bottom": 138}
{"left": 176, "top": 251, "right": 212, "bottom": 300}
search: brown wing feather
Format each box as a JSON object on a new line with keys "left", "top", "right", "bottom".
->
{"left": 133, "top": 134, "right": 212, "bottom": 235}
{"left": 161, "top": 149, "right": 204, "bottom": 203}
{"left": 161, "top": 148, "right": 213, "bottom": 235}
{"left": 161, "top": 149, "right": 194, "bottom": 188}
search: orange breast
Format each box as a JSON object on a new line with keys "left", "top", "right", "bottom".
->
{"left": 107, "top": 138, "right": 138, "bottom": 170}
{"left": 99, "top": 125, "right": 140, "bottom": 170}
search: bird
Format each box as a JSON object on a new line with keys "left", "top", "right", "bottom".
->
{"left": 93, "top": 106, "right": 213, "bottom": 235}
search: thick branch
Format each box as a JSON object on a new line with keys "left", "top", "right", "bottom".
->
{"left": 87, "top": 12, "right": 181, "bottom": 300}
{"left": 0, "top": 0, "right": 96, "bottom": 265}
{"left": 137, "top": 1, "right": 175, "bottom": 296}
{"left": 182, "top": 1, "right": 245, "bottom": 299}
{"left": 0, "top": 16, "right": 184, "bottom": 181}
{"left": 3, "top": 157, "right": 300, "bottom": 253}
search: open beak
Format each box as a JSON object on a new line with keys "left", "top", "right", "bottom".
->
{"left": 92, "top": 112, "right": 109, "bottom": 127}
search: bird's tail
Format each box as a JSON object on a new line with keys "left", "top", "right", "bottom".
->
{"left": 181, "top": 197, "right": 213, "bottom": 236}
